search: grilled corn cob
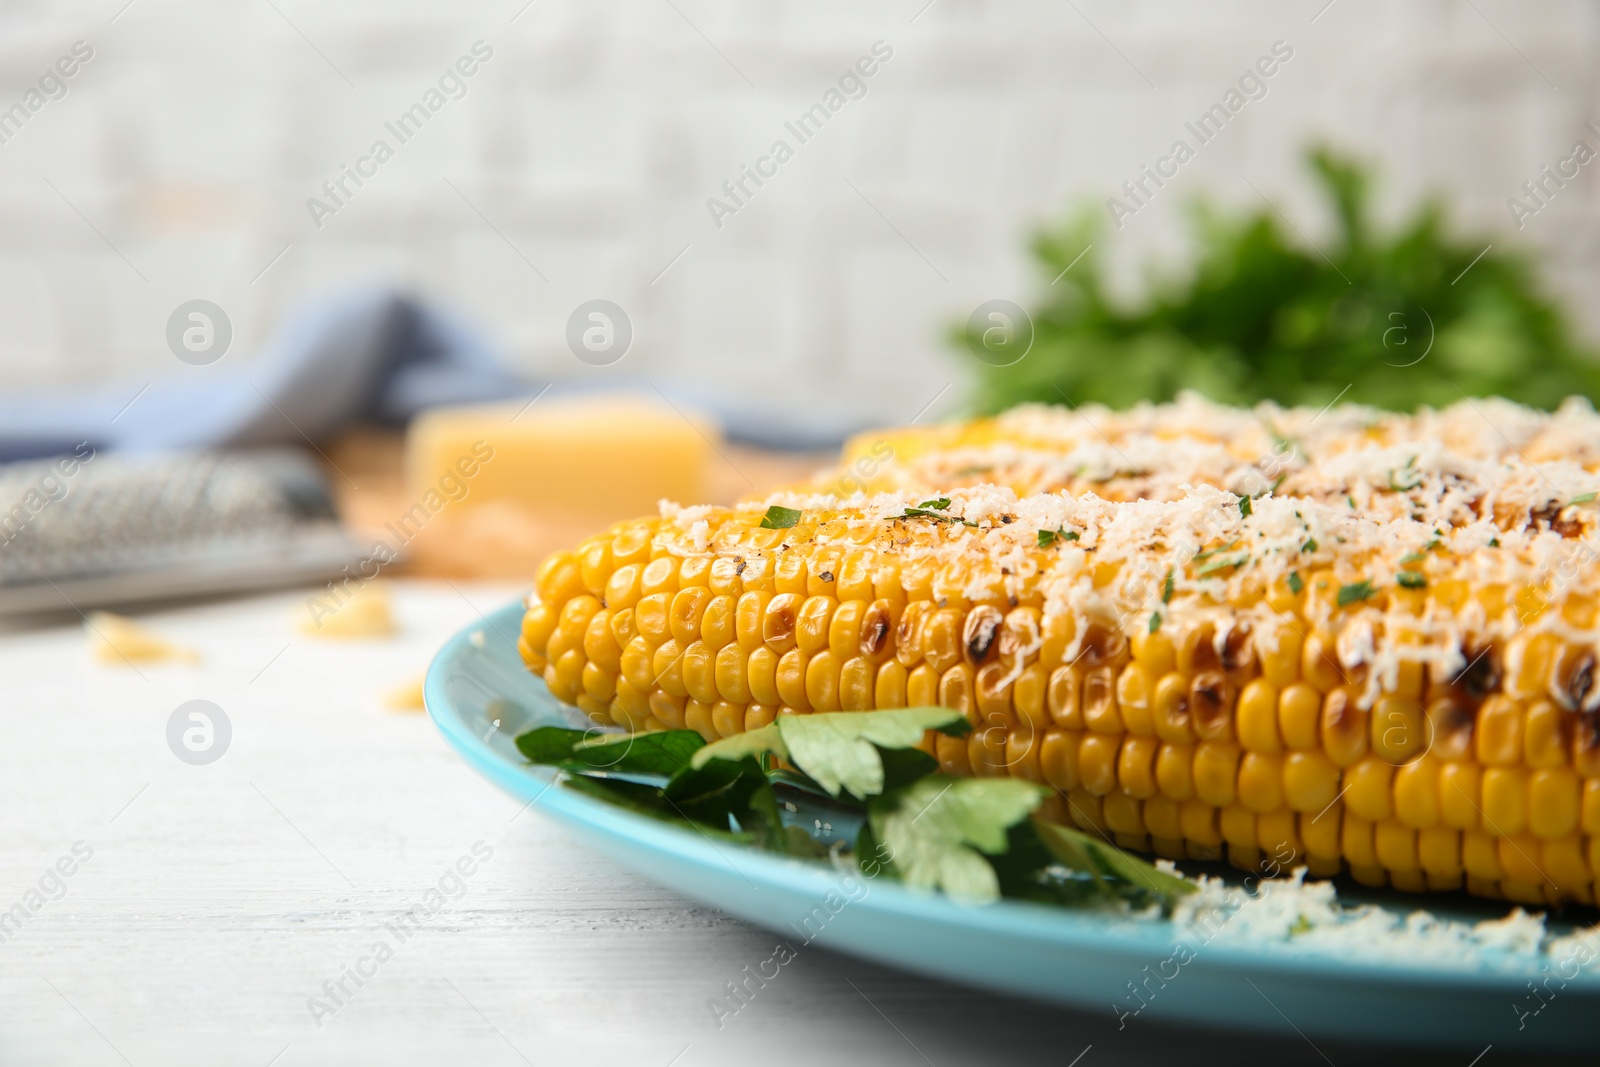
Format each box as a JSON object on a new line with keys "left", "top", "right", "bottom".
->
{"left": 521, "top": 480, "right": 1600, "bottom": 905}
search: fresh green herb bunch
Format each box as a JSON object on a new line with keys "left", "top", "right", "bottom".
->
{"left": 962, "top": 146, "right": 1600, "bottom": 413}
{"left": 516, "top": 707, "right": 1193, "bottom": 911}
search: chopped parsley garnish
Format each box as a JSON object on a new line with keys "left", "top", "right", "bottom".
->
{"left": 1148, "top": 612, "right": 1161, "bottom": 634}
{"left": 1239, "top": 496, "right": 1253, "bottom": 518}
{"left": 1347, "top": 495, "right": 1357, "bottom": 509}
{"left": 1399, "top": 551, "right": 1425, "bottom": 564}
{"left": 760, "top": 505, "right": 802, "bottom": 529}
{"left": 1194, "top": 541, "right": 1239, "bottom": 562}
{"left": 1162, "top": 570, "right": 1175, "bottom": 603}
{"left": 1387, "top": 456, "right": 1422, "bottom": 492}
{"left": 1196, "top": 552, "right": 1248, "bottom": 576}
{"left": 1396, "top": 572, "right": 1426, "bottom": 589}
{"left": 1287, "top": 572, "right": 1304, "bottom": 595}
{"left": 1337, "top": 580, "right": 1375, "bottom": 607}
{"left": 1573, "top": 491, "right": 1597, "bottom": 505}
{"left": 1037, "top": 528, "right": 1078, "bottom": 547}
{"left": 1488, "top": 537, "right": 1500, "bottom": 547}
{"left": 1302, "top": 538, "right": 1318, "bottom": 553}
{"left": 902, "top": 498, "right": 977, "bottom": 526}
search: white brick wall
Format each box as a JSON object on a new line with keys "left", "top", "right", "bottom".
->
{"left": 0, "top": 0, "right": 1595, "bottom": 428}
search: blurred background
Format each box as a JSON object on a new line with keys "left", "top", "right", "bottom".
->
{"left": 1, "top": 0, "right": 1596, "bottom": 411}
{"left": 1, "top": 0, "right": 1599, "bottom": 590}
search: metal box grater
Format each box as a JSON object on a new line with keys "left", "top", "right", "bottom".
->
{"left": 0, "top": 447, "right": 368, "bottom": 617}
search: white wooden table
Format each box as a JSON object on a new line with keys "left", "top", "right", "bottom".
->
{"left": 0, "top": 581, "right": 1483, "bottom": 1066}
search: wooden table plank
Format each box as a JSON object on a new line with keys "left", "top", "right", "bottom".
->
{"left": 0, "top": 582, "right": 1431, "bottom": 1066}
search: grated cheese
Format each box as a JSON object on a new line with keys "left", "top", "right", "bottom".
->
{"left": 1165, "top": 868, "right": 1599, "bottom": 975}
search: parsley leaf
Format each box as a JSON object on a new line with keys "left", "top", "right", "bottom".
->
{"left": 780, "top": 709, "right": 968, "bottom": 800}
{"left": 760, "top": 505, "right": 802, "bottom": 529}
{"left": 661, "top": 756, "right": 786, "bottom": 849}
{"left": 692, "top": 706, "right": 969, "bottom": 800}
{"left": 1031, "top": 819, "right": 1195, "bottom": 909}
{"left": 1148, "top": 612, "right": 1161, "bottom": 634}
{"left": 517, "top": 726, "right": 705, "bottom": 777}
{"left": 1387, "top": 457, "right": 1423, "bottom": 492}
{"left": 1196, "top": 552, "right": 1248, "bottom": 576}
{"left": 1396, "top": 572, "right": 1426, "bottom": 589}
{"left": 570, "top": 729, "right": 705, "bottom": 775}
{"left": 1337, "top": 580, "right": 1375, "bottom": 606}
{"left": 518, "top": 729, "right": 780, "bottom": 844}
{"left": 902, "top": 498, "right": 977, "bottom": 525}
{"left": 1038, "top": 529, "right": 1058, "bottom": 548}
{"left": 1573, "top": 491, "right": 1597, "bottom": 505}
{"left": 514, "top": 726, "right": 590, "bottom": 765}
{"left": 559, "top": 776, "right": 751, "bottom": 840}
{"left": 870, "top": 776, "right": 1047, "bottom": 902}
{"left": 1162, "top": 570, "right": 1174, "bottom": 603}
{"left": 689, "top": 721, "right": 787, "bottom": 764}
{"left": 1193, "top": 541, "right": 1240, "bottom": 562}
{"left": 1302, "top": 538, "right": 1318, "bottom": 553}
{"left": 1287, "top": 572, "right": 1304, "bottom": 595}
{"left": 1238, "top": 496, "right": 1252, "bottom": 518}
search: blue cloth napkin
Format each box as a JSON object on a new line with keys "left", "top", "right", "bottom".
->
{"left": 0, "top": 285, "right": 886, "bottom": 460}
{"left": 0, "top": 286, "right": 528, "bottom": 462}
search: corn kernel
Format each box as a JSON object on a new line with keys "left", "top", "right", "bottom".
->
{"left": 1237, "top": 678, "right": 1281, "bottom": 753}
{"left": 1528, "top": 767, "right": 1579, "bottom": 839}
{"left": 1392, "top": 757, "right": 1441, "bottom": 829}
{"left": 1284, "top": 750, "right": 1340, "bottom": 813}
{"left": 1238, "top": 752, "right": 1285, "bottom": 814}
{"left": 1481, "top": 766, "right": 1528, "bottom": 835}
{"left": 1278, "top": 682, "right": 1322, "bottom": 750}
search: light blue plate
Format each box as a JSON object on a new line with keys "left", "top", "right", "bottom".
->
{"left": 428, "top": 601, "right": 1599, "bottom": 1053}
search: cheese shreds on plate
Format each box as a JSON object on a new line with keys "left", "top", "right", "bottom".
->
{"left": 1164, "top": 868, "right": 1595, "bottom": 972}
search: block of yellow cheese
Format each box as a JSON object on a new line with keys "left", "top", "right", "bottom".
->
{"left": 402, "top": 394, "right": 716, "bottom": 575}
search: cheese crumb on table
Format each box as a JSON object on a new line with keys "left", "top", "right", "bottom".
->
{"left": 85, "top": 612, "right": 199, "bottom": 665}
{"left": 382, "top": 673, "right": 426, "bottom": 711}
{"left": 299, "top": 580, "right": 396, "bottom": 639}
